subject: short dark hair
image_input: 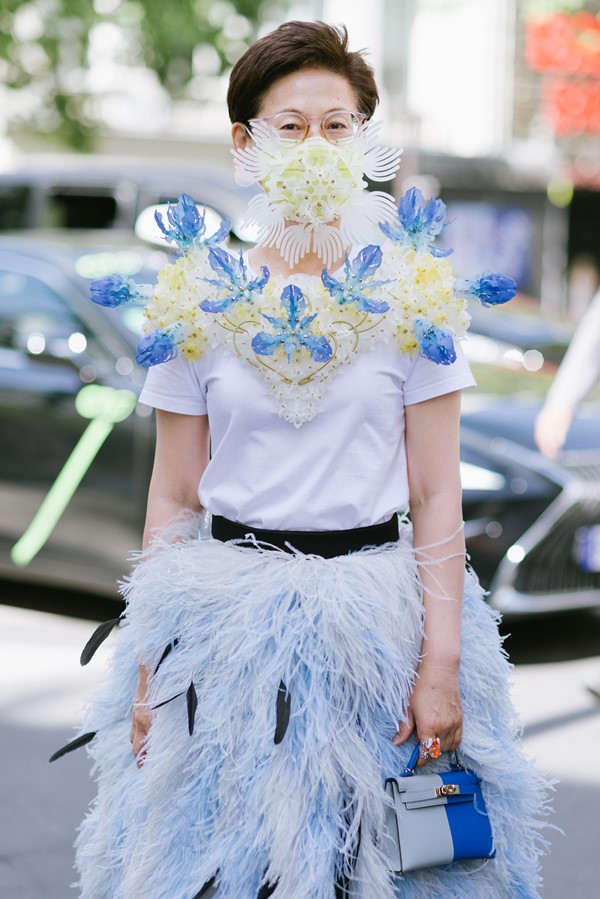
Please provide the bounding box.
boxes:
[227,21,379,124]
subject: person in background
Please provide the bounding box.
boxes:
[535,286,600,459]
[535,285,600,701]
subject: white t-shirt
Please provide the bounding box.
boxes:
[139,339,475,531]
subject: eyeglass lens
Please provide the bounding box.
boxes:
[266,111,361,143]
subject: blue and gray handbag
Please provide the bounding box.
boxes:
[382,744,496,873]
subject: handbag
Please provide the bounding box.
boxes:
[381,743,496,873]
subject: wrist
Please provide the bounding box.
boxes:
[136,663,149,695]
[419,650,461,672]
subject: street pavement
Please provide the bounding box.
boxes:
[1,600,599,898]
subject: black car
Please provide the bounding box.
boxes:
[0,158,257,241]
[1,232,599,614]
[461,401,600,614]
[0,233,157,594]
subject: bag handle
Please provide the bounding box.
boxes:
[401,743,462,777]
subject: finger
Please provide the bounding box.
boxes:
[447,722,463,753]
[443,707,463,751]
[132,727,148,766]
[416,750,429,768]
[415,733,443,767]
[430,727,461,758]
[134,741,147,769]
[391,709,415,746]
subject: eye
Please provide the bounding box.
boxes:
[269,113,307,140]
[323,111,358,140]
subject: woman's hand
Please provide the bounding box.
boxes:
[534,405,573,459]
[392,663,463,766]
[130,665,152,768]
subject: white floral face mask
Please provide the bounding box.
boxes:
[232,121,403,268]
[260,137,362,224]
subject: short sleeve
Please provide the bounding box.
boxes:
[138,353,207,415]
[403,341,476,406]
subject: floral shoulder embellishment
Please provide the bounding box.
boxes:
[90,188,516,427]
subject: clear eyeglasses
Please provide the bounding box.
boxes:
[248,109,367,144]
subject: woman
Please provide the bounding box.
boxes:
[67,21,552,899]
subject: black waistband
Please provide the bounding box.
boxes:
[211,514,399,559]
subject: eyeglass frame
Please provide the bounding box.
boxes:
[246,109,369,144]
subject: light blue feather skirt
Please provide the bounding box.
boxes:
[74,516,554,899]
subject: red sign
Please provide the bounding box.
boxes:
[544,77,600,135]
[526,12,600,77]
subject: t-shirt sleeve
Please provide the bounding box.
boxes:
[138,353,207,415]
[403,341,476,406]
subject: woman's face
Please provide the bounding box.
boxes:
[231,68,360,150]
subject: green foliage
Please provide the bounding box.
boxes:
[0,0,290,150]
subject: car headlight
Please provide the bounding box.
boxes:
[460,462,506,492]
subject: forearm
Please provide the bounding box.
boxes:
[544,293,600,413]
[135,661,150,697]
[138,492,202,684]
[142,410,209,551]
[410,490,465,669]
[136,411,208,688]
[544,343,600,412]
[142,493,202,550]
[401,393,465,751]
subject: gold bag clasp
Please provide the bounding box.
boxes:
[435,784,459,798]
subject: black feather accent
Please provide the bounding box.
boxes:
[80,617,122,666]
[154,637,180,675]
[151,690,185,711]
[49,731,97,762]
[192,875,217,898]
[186,681,198,736]
[274,680,291,745]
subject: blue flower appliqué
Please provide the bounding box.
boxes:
[155,193,231,252]
[90,275,151,308]
[380,187,453,258]
[321,245,391,314]
[136,326,181,367]
[413,318,456,365]
[455,270,517,307]
[200,248,270,314]
[252,285,333,364]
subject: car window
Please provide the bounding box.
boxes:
[0,269,108,376]
[0,184,30,229]
[42,189,119,229]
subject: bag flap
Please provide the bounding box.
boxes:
[386,769,481,804]
[402,793,473,810]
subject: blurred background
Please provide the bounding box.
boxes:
[0,1,599,897]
